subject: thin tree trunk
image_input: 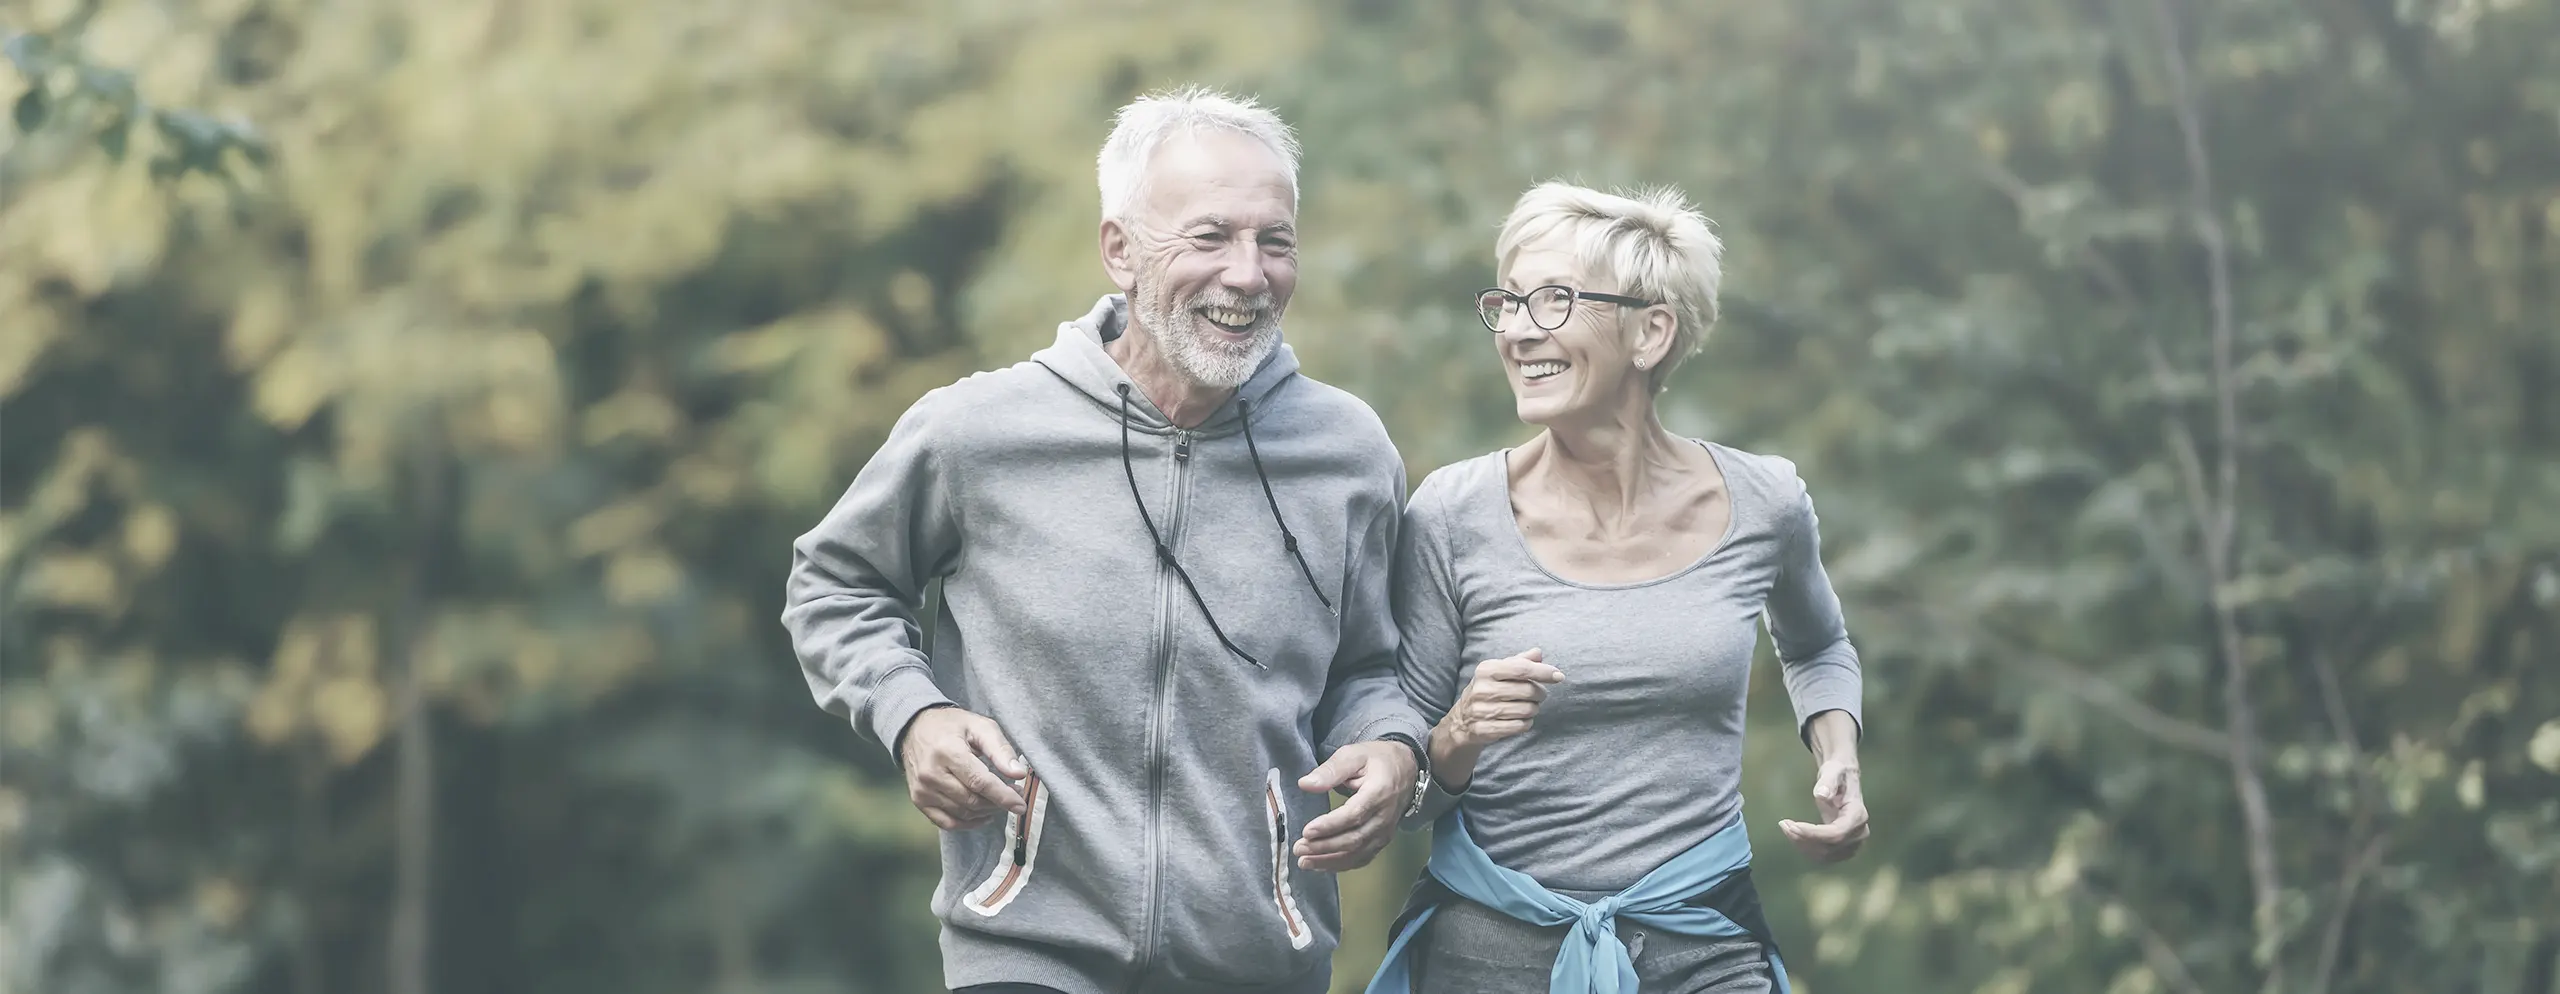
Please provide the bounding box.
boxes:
[2146,0,2284,988]
[709,864,759,994]
[387,658,435,994]
[293,753,327,994]
[2522,930,2557,994]
[387,440,448,994]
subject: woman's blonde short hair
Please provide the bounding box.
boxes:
[1494,182,1724,392]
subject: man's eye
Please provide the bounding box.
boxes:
[1187,231,1226,243]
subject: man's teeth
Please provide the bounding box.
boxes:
[1521,361,1568,379]
[1200,306,1256,328]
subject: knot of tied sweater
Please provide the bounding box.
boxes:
[1555,895,1644,994]
[1574,898,1621,939]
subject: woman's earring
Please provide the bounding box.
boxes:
[1635,358,1650,370]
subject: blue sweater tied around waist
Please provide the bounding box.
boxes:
[1366,809,1789,994]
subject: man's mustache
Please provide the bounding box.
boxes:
[1183,289,1277,317]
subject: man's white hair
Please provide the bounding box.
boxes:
[1495,181,1725,392]
[1097,85,1301,221]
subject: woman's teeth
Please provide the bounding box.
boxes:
[1200,306,1255,329]
[1521,361,1568,380]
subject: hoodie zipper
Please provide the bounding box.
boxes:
[1135,426,1195,988]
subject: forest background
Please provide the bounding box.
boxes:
[4,0,2556,992]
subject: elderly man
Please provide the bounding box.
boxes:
[783,86,1430,994]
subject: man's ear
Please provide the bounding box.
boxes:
[1100,217,1139,293]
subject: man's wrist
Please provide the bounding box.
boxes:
[893,702,958,771]
[1376,732,1431,819]
[1376,731,1424,765]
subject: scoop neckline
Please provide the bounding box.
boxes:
[1493,438,1742,591]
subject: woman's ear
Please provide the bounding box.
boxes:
[1635,304,1678,370]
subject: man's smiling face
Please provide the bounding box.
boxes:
[1114,129,1300,389]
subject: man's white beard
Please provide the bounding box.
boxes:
[1131,273,1281,390]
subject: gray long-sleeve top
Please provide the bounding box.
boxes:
[1395,442,1863,893]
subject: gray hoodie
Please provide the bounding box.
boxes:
[784,295,1427,994]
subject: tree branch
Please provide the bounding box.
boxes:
[2305,648,2387,994]
[2079,882,2210,994]
[2309,829,2387,994]
[1973,157,2143,307]
[2146,1,2284,988]
[2030,652,2234,758]
[1890,609,2235,759]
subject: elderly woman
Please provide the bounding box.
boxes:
[1363,183,1868,994]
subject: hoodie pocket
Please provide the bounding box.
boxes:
[961,772,1048,917]
[1262,768,1314,950]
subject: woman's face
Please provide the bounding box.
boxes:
[1491,238,1656,428]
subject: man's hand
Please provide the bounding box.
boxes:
[898,706,1030,831]
[1292,739,1418,872]
[1778,757,1869,863]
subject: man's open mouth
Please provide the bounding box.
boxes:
[1199,306,1257,332]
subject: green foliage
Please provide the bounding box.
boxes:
[5,27,265,181]
[1272,1,2560,991]
[3,0,2554,993]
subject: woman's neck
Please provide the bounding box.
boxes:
[1517,400,1690,522]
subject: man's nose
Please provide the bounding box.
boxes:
[1219,240,1269,295]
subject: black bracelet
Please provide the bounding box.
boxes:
[1377,732,1431,819]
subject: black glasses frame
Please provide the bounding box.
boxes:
[1475,285,1661,333]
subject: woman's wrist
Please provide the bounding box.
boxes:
[1807,709,1861,766]
[1427,721,1481,792]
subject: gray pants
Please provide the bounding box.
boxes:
[1411,896,1777,994]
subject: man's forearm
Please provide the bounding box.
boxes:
[1313,661,1427,755]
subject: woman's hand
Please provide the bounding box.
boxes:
[1427,648,1564,792]
[1779,709,1869,863]
[1445,648,1563,748]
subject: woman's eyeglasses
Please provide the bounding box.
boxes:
[1476,285,1659,333]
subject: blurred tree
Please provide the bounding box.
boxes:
[1272,0,2560,991]
[0,1,1321,991]
[4,0,2554,992]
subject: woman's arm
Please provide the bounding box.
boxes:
[1391,482,1507,826]
[1765,477,1864,746]
[1767,477,1870,862]
[1391,484,1471,826]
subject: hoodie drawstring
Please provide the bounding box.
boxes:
[1237,398,1334,613]
[1119,384,1263,668]
[1114,385,1337,668]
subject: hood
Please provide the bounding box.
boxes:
[1032,294,1301,433]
